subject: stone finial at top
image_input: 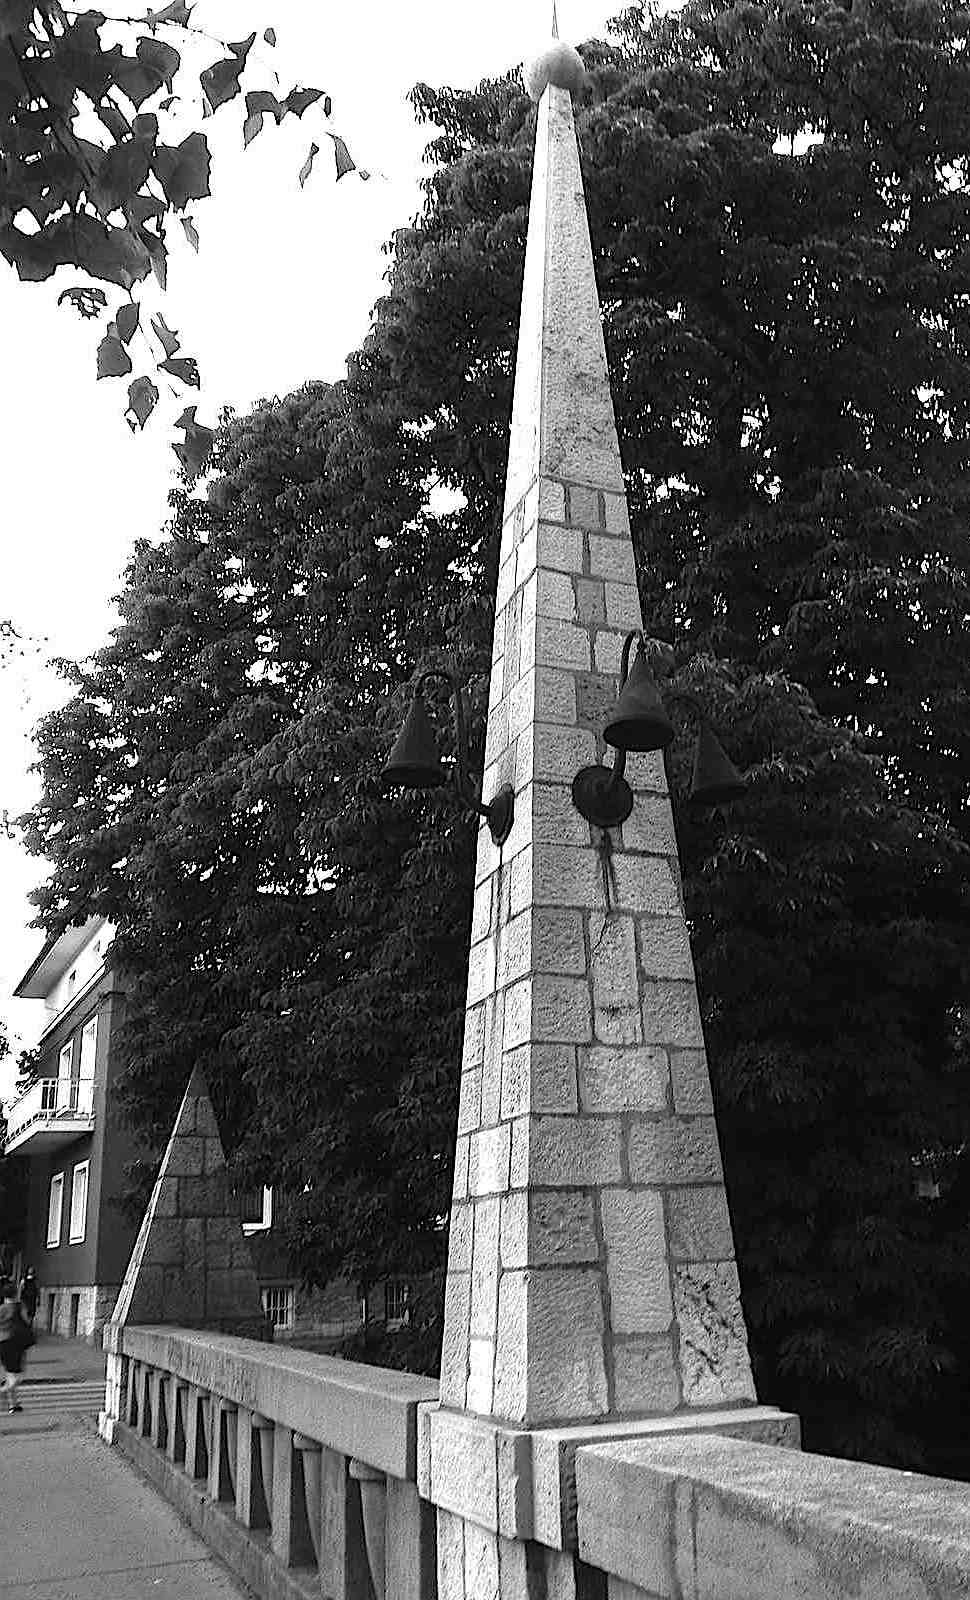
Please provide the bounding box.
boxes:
[524,35,585,102]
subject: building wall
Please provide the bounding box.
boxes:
[18,975,139,1340]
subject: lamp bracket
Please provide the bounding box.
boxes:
[571,765,634,829]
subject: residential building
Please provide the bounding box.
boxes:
[4,917,139,1340]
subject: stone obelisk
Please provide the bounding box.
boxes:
[421,33,798,1600]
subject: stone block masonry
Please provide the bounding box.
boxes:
[107,1066,268,1340]
[439,74,756,1437]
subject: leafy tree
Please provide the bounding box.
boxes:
[0,3,363,467]
[21,0,970,1472]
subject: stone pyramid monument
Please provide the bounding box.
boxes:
[108,1065,267,1339]
[421,26,798,1599]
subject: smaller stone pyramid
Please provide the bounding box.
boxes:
[109,1066,269,1339]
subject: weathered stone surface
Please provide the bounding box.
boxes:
[667,1186,735,1262]
[500,1190,599,1268]
[668,1048,715,1115]
[613,1337,681,1415]
[525,1115,623,1188]
[602,1192,671,1335]
[589,914,638,1009]
[493,1269,609,1425]
[636,915,694,977]
[578,1046,668,1113]
[469,1125,512,1197]
[641,980,705,1047]
[502,1043,579,1119]
[627,1118,723,1185]
[470,1198,501,1338]
[674,1262,757,1407]
[578,1432,969,1600]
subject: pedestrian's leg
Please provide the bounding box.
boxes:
[7,1369,21,1411]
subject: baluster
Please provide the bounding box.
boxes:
[151,1369,167,1450]
[385,1477,437,1600]
[140,1366,153,1439]
[293,1434,323,1567]
[184,1386,208,1481]
[128,1361,140,1429]
[252,1413,275,1529]
[168,1379,187,1465]
[272,1424,311,1569]
[209,1398,238,1503]
[234,1407,261,1530]
[350,1460,387,1599]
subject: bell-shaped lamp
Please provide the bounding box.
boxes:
[603,650,675,752]
[689,721,746,806]
[381,692,448,789]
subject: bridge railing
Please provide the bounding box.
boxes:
[100,1323,439,1600]
[100,1325,970,1599]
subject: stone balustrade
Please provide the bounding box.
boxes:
[99,1323,439,1600]
[98,1323,970,1598]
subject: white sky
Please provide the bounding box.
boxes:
[0,1,623,1101]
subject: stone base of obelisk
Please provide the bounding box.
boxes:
[420,1403,800,1597]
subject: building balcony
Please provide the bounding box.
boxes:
[4,1078,95,1154]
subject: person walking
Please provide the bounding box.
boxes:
[0,1279,33,1414]
[19,1267,38,1325]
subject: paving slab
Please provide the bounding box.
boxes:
[0,1421,249,1598]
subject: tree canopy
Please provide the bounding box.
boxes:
[21,0,970,1471]
[0,2,364,467]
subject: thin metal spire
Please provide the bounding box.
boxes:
[552,0,559,39]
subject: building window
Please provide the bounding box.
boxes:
[80,1015,97,1079]
[57,1041,73,1109]
[384,1280,410,1328]
[261,1284,295,1330]
[47,1173,64,1248]
[240,1185,273,1234]
[69,1161,90,1244]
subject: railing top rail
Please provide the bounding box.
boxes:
[109,1324,439,1482]
[576,1432,970,1598]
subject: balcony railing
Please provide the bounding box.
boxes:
[4,1077,95,1153]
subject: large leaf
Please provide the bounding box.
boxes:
[126,375,159,429]
[200,54,245,112]
[159,355,200,387]
[144,1,193,25]
[97,333,133,379]
[57,286,109,319]
[136,35,180,91]
[75,215,153,288]
[114,54,165,108]
[173,411,215,477]
[94,136,153,212]
[150,313,180,357]
[284,87,323,119]
[329,134,357,181]
[152,132,211,210]
[298,143,319,188]
[116,302,140,343]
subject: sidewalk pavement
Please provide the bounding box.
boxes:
[16,1330,108,1383]
[0,1417,250,1599]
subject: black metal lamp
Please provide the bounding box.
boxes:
[571,630,746,826]
[382,667,515,846]
[688,719,747,807]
